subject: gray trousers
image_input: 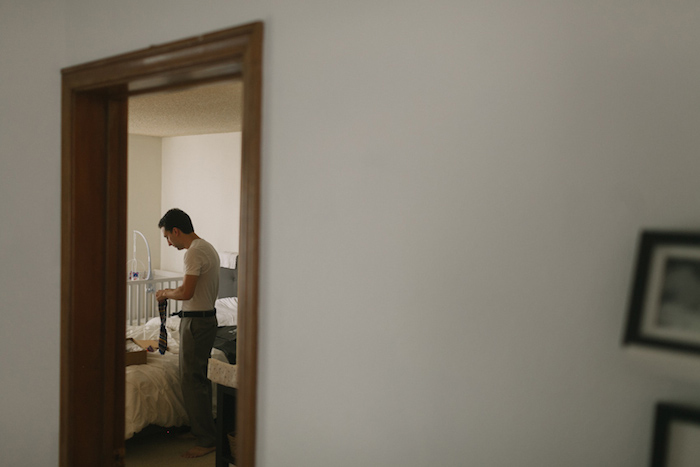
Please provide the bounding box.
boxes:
[179,315,218,447]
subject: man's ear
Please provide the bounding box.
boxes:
[171,227,181,236]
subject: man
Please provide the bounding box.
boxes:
[155,208,219,458]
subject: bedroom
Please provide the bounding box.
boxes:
[125,79,242,460]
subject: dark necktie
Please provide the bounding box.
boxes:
[158,300,168,354]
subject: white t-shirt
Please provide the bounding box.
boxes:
[183,238,220,311]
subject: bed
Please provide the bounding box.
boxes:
[124,253,238,439]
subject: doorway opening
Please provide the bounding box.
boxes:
[124,79,242,463]
[59,23,262,467]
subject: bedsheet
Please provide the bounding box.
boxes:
[125,351,188,439]
[124,303,235,439]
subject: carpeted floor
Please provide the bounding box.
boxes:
[125,426,231,467]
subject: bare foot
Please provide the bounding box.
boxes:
[181,445,216,458]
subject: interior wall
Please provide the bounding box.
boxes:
[160,132,241,272]
[127,134,162,273]
[5,0,700,465]
[0,1,64,465]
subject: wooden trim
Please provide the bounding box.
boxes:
[60,89,121,465]
[105,95,129,462]
[237,22,263,467]
[59,66,72,467]
[61,26,252,91]
[60,22,262,467]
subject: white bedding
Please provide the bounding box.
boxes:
[124,299,237,439]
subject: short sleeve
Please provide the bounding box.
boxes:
[184,248,204,276]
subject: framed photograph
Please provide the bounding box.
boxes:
[624,230,700,354]
[650,402,700,467]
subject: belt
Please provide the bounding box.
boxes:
[174,309,216,318]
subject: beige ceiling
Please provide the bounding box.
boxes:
[128,80,243,137]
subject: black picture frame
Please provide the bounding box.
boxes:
[624,230,700,355]
[650,402,700,467]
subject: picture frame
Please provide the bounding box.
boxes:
[624,230,700,355]
[650,402,700,467]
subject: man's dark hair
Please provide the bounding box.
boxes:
[158,208,194,234]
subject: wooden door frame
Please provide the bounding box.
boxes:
[60,22,262,467]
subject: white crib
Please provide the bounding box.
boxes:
[126,274,184,326]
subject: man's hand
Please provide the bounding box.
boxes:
[156,289,170,302]
[155,276,197,302]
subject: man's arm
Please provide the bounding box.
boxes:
[156,274,198,302]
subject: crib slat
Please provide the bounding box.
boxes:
[126,276,183,326]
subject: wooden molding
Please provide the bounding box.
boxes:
[60,22,262,467]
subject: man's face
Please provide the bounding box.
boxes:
[162,227,184,250]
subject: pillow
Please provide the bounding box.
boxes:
[218,266,238,298]
[219,251,238,269]
[216,297,238,326]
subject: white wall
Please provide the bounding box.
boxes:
[5,0,700,465]
[0,1,64,465]
[127,134,162,273]
[160,132,241,272]
[126,132,240,275]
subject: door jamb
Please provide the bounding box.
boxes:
[60,22,262,467]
